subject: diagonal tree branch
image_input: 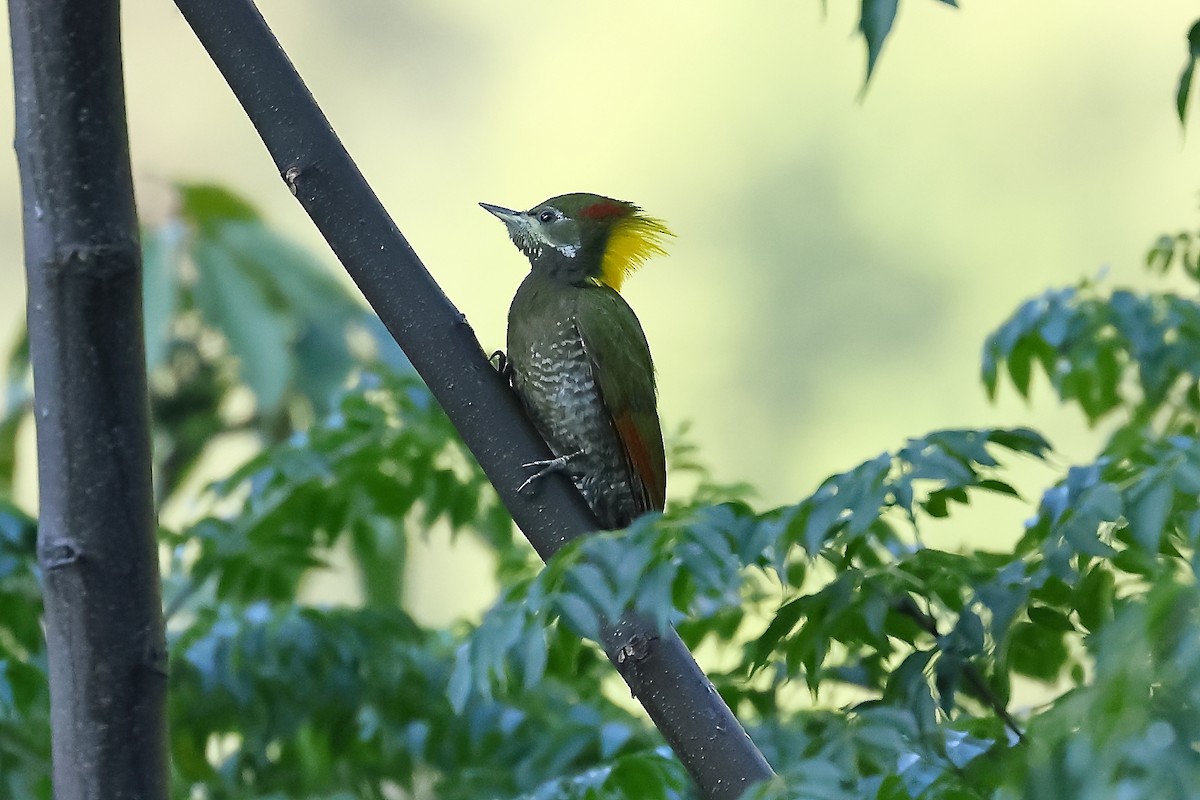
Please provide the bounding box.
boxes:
[8,0,168,798]
[170,0,775,796]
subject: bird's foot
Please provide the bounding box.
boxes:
[489,349,513,382]
[518,450,584,494]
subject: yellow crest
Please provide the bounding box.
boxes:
[598,211,673,292]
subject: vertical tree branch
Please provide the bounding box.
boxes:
[8,1,168,798]
[171,0,775,796]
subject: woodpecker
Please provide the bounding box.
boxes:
[481,193,668,529]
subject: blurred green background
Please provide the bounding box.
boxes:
[2,2,1199,611]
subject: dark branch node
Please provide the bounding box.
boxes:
[615,632,656,665]
[142,644,169,678]
[39,539,83,570]
[283,165,302,195]
[46,241,139,279]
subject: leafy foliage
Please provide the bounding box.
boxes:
[170,368,518,610]
[0,182,404,507]
[5,185,1200,800]
[451,211,1200,797]
[451,428,1047,710]
[0,500,46,800]
[1005,581,1200,797]
[982,277,1200,430]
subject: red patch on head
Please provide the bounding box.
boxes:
[580,201,626,220]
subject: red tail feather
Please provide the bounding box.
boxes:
[613,411,666,513]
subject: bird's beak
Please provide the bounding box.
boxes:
[481,202,539,257]
[479,202,524,223]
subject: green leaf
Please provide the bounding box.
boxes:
[520,625,548,691]
[1147,234,1177,272]
[1177,20,1200,125]
[292,320,355,411]
[934,652,962,714]
[556,594,600,641]
[1007,621,1067,683]
[172,728,215,782]
[0,660,13,710]
[884,650,938,733]
[0,658,44,716]
[1007,338,1034,397]
[177,182,261,231]
[1126,474,1173,552]
[0,328,31,493]
[860,0,899,84]
[204,221,361,410]
[1172,461,1200,495]
[598,721,633,760]
[569,562,621,625]
[1111,546,1157,577]
[636,561,676,635]
[1081,482,1122,520]
[752,597,806,669]
[1075,567,1114,632]
[977,478,1019,498]
[988,427,1052,458]
[192,238,294,411]
[141,220,183,371]
[3,327,29,391]
[447,646,473,713]
[214,222,356,318]
[982,337,1000,398]
[802,491,844,553]
[1027,604,1076,633]
[952,609,985,655]
[0,412,21,494]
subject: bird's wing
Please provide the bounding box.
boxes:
[574,286,667,514]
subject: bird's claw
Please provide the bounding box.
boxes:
[517,450,583,494]
[489,349,512,382]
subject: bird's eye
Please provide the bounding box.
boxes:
[537,209,556,223]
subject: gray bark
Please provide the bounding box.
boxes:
[9,0,168,797]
